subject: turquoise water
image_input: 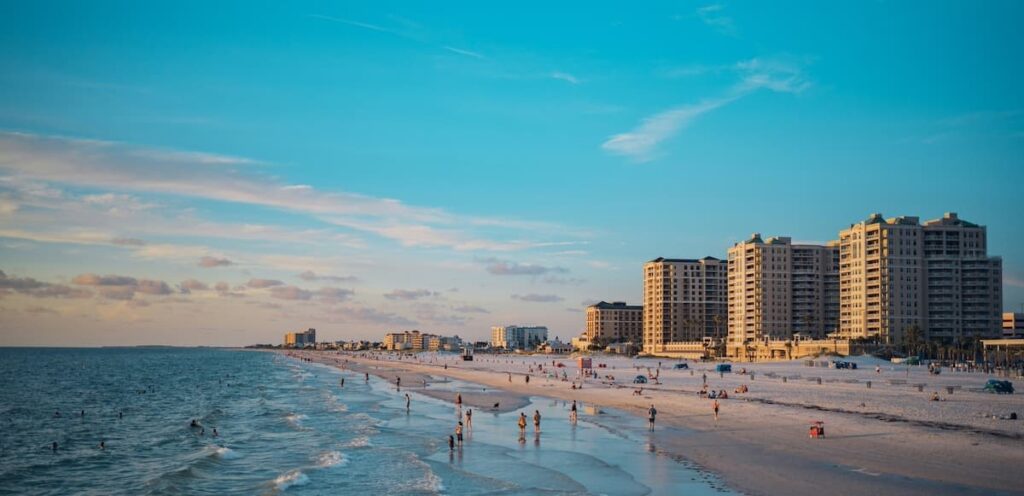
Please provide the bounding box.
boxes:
[0,348,732,495]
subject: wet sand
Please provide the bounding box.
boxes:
[289,350,1024,496]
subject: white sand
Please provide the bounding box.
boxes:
[305,351,1024,495]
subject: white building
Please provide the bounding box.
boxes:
[491,325,548,350]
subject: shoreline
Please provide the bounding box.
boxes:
[285,350,1024,496]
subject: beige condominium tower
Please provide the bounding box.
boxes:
[642,257,727,354]
[727,234,839,350]
[585,301,643,345]
[838,212,1001,345]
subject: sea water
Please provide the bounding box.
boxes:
[0,348,733,495]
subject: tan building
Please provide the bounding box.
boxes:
[643,257,727,355]
[838,212,1002,345]
[1004,312,1024,338]
[284,328,316,348]
[383,330,433,350]
[585,301,642,344]
[727,235,838,351]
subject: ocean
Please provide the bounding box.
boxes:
[0,348,733,495]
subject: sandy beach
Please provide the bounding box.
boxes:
[290,350,1024,496]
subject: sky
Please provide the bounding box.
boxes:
[1,1,1022,346]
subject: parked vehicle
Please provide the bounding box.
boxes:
[633,375,648,384]
[984,379,1014,394]
[715,364,732,373]
[673,363,689,370]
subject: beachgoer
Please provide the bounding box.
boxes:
[212,428,219,437]
[118,411,123,419]
[80,410,85,417]
[456,422,464,445]
[713,400,720,421]
[570,400,578,423]
[54,411,60,418]
[533,410,541,432]
[396,376,401,389]
[365,373,369,382]
[456,393,462,406]
[448,435,455,450]
[931,391,940,401]
[190,419,198,428]
[340,378,345,387]
[702,373,707,384]
[406,393,411,411]
[200,428,205,436]
[465,409,472,429]
[52,442,58,452]
[648,405,657,431]
[99,440,105,450]
[518,413,527,436]
[876,366,881,374]
[508,373,512,383]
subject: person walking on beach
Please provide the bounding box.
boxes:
[712,399,720,421]
[570,400,578,424]
[533,410,541,433]
[456,393,462,407]
[455,422,464,445]
[647,405,657,431]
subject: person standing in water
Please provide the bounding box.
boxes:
[647,404,657,431]
[455,393,462,407]
[455,422,464,446]
[448,435,455,451]
[570,400,578,424]
[465,409,473,430]
[405,393,411,412]
[340,377,345,387]
[533,410,541,433]
[517,413,528,440]
[396,376,401,390]
[365,372,369,382]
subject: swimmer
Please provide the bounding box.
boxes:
[365,373,369,382]
[119,411,123,419]
[448,435,455,451]
[212,428,219,437]
[54,411,61,418]
[190,419,199,428]
[52,442,58,452]
[200,428,205,436]
[99,440,105,450]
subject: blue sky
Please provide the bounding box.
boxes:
[1,1,1022,345]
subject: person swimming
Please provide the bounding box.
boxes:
[52,441,58,452]
[53,411,60,418]
[190,419,199,428]
[212,428,219,437]
[99,440,105,450]
[118,411,123,419]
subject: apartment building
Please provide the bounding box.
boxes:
[490,325,548,350]
[383,330,431,350]
[585,301,643,344]
[726,235,838,348]
[1004,312,1024,338]
[643,257,727,354]
[284,328,316,348]
[922,213,1002,341]
[838,213,1002,344]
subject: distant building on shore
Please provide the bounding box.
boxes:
[382,330,462,351]
[726,234,839,353]
[586,301,642,345]
[284,328,316,348]
[642,257,727,356]
[491,325,548,351]
[1003,312,1024,338]
[838,212,1002,345]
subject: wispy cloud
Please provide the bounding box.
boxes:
[383,288,439,300]
[478,257,568,276]
[511,293,564,303]
[198,256,233,268]
[297,270,358,283]
[0,132,574,252]
[602,98,736,162]
[603,56,811,162]
[308,14,407,37]
[696,4,737,36]
[443,46,486,59]
[551,71,580,84]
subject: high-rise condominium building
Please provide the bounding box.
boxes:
[643,257,727,354]
[490,325,548,350]
[839,212,1001,344]
[585,301,643,344]
[284,328,316,348]
[726,235,838,348]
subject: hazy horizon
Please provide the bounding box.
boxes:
[1,1,1022,346]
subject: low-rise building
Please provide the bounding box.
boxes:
[491,325,548,351]
[586,301,643,345]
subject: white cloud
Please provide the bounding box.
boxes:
[601,98,736,162]
[551,72,580,84]
[696,4,737,36]
[443,46,486,59]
